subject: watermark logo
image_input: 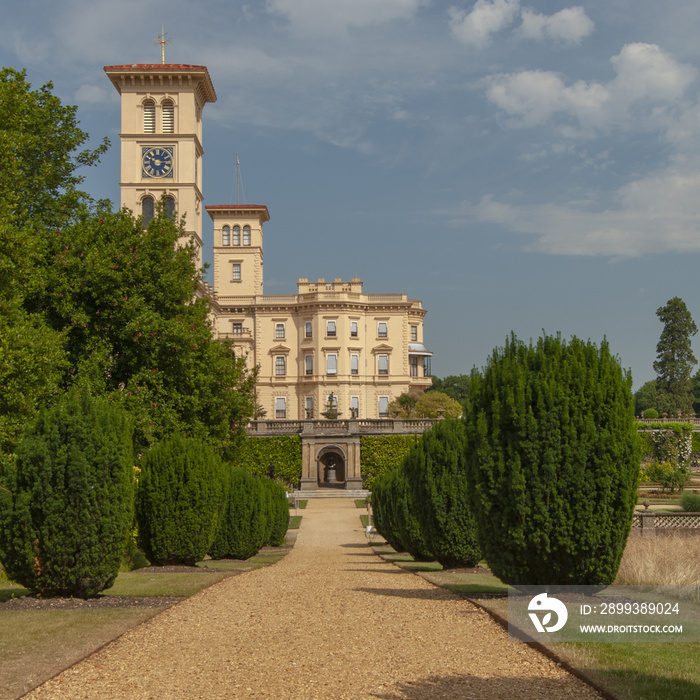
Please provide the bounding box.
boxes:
[528,593,568,633]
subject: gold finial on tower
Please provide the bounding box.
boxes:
[155,27,171,64]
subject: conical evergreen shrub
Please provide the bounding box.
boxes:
[136,435,227,566]
[261,478,289,547]
[0,392,134,598]
[209,468,268,560]
[391,466,432,561]
[464,333,641,586]
[404,418,481,568]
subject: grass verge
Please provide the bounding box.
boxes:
[369,536,700,700]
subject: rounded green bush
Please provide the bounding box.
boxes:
[681,491,700,513]
[403,418,481,568]
[465,333,640,586]
[136,435,227,566]
[210,469,268,560]
[643,408,659,419]
[0,393,134,598]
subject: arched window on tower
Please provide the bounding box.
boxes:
[243,225,251,246]
[164,196,176,220]
[162,100,174,133]
[222,225,231,246]
[142,196,155,227]
[143,100,155,133]
[232,225,241,246]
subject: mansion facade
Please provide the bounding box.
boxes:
[104,62,432,422]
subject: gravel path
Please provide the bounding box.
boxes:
[26,499,603,699]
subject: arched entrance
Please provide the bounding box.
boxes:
[316,445,346,487]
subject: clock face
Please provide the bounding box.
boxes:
[142,147,174,178]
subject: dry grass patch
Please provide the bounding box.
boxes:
[616,534,700,587]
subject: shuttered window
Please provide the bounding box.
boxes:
[162,100,174,133]
[143,100,155,133]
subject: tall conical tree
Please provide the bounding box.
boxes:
[654,297,697,415]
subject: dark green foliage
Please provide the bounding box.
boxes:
[360,434,420,490]
[427,375,471,402]
[0,393,133,597]
[403,418,481,568]
[210,469,268,560]
[642,408,659,419]
[464,333,641,586]
[693,432,700,455]
[390,467,432,561]
[234,436,302,487]
[261,479,290,547]
[681,491,700,513]
[136,435,227,566]
[370,470,405,552]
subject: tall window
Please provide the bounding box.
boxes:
[378,322,388,338]
[305,396,314,418]
[143,100,155,133]
[305,321,313,338]
[378,355,389,375]
[222,225,231,246]
[411,325,418,342]
[162,100,174,133]
[350,321,358,338]
[326,320,336,337]
[243,225,251,245]
[232,264,241,281]
[275,356,286,376]
[410,356,418,377]
[276,397,286,419]
[164,196,175,220]
[378,396,389,418]
[142,196,155,227]
[327,354,337,375]
[232,226,241,246]
[275,323,285,339]
[351,396,359,415]
[305,354,313,375]
[232,322,242,335]
[351,354,359,375]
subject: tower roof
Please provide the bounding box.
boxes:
[104,64,217,103]
[206,205,270,222]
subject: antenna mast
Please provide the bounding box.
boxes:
[236,152,240,205]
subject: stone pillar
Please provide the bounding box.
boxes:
[640,512,656,538]
[299,439,318,491]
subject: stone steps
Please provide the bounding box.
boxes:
[291,489,369,499]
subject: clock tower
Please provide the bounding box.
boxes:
[104,64,217,268]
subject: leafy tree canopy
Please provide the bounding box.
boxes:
[24,204,256,457]
[427,374,470,402]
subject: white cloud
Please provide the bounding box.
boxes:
[484,43,695,131]
[519,6,593,45]
[266,0,426,36]
[456,159,700,257]
[448,0,520,48]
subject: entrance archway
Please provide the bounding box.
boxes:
[316,445,346,487]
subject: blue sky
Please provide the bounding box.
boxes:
[3,0,700,389]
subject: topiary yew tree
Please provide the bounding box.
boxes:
[209,469,268,560]
[0,392,134,598]
[464,333,640,586]
[136,435,227,566]
[404,418,481,568]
